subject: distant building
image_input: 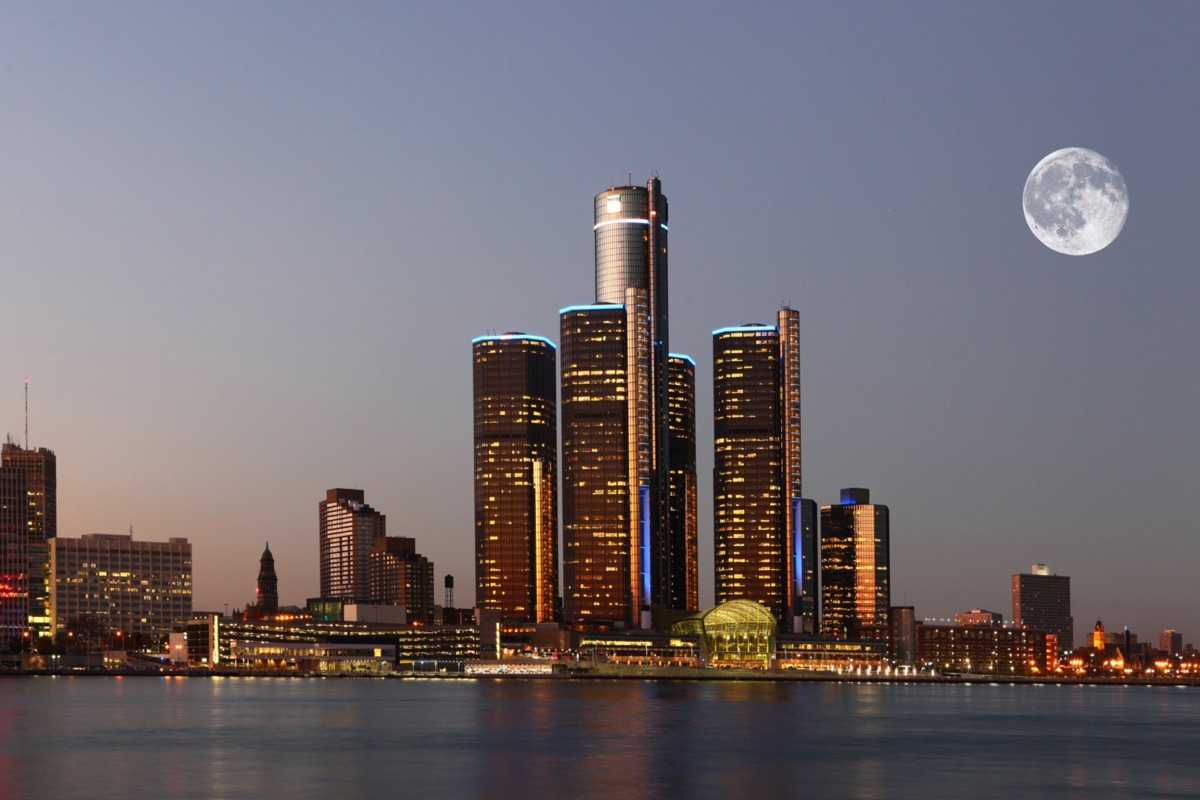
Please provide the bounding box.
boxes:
[1160,629,1183,657]
[49,533,192,640]
[0,441,56,638]
[368,536,435,623]
[711,309,803,628]
[256,543,279,613]
[1012,564,1073,652]
[319,489,386,603]
[472,333,558,623]
[1092,620,1106,650]
[820,488,890,637]
[956,609,1004,627]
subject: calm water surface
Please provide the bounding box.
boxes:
[1,676,1197,799]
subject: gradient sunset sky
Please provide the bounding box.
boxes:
[4,3,1198,641]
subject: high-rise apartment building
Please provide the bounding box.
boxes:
[712,309,803,627]
[0,441,56,638]
[667,354,698,612]
[820,488,890,637]
[472,333,558,623]
[319,488,385,603]
[49,533,192,640]
[1012,564,1073,652]
[368,536,435,624]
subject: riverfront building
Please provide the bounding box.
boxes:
[559,178,679,628]
[0,442,56,638]
[1012,564,1073,652]
[49,533,192,640]
[917,624,1051,675]
[594,180,674,616]
[560,304,639,626]
[711,309,804,628]
[319,489,386,603]
[472,333,558,623]
[820,488,890,637]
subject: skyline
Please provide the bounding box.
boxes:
[4,4,1199,638]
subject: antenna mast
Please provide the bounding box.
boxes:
[24,378,28,450]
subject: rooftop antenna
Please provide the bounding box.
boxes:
[628,170,632,186]
[24,378,28,450]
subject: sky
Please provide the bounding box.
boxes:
[3,2,1198,643]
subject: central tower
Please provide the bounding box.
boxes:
[594,178,671,612]
[562,177,679,628]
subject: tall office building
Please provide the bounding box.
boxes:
[560,176,681,627]
[319,488,386,603]
[368,536,435,623]
[49,533,192,640]
[256,543,279,613]
[820,488,890,637]
[560,304,639,625]
[667,354,698,612]
[472,334,558,623]
[712,308,803,627]
[0,441,56,638]
[1012,564,1073,652]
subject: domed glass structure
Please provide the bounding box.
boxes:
[672,600,777,668]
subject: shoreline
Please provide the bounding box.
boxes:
[4,666,1198,687]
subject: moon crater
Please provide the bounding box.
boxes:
[1022,147,1129,256]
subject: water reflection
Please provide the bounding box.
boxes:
[2,677,1199,799]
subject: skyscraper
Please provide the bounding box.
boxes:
[712,308,802,626]
[560,304,638,625]
[256,543,278,613]
[820,488,890,637]
[795,498,818,634]
[319,488,385,603]
[472,333,558,623]
[667,354,698,612]
[0,441,56,638]
[560,176,681,627]
[1012,564,1073,652]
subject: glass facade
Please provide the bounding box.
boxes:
[672,599,777,668]
[712,310,802,627]
[319,488,386,603]
[667,355,698,611]
[560,305,634,625]
[472,334,558,623]
[593,178,676,613]
[820,489,890,637]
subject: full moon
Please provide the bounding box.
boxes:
[1022,147,1129,255]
